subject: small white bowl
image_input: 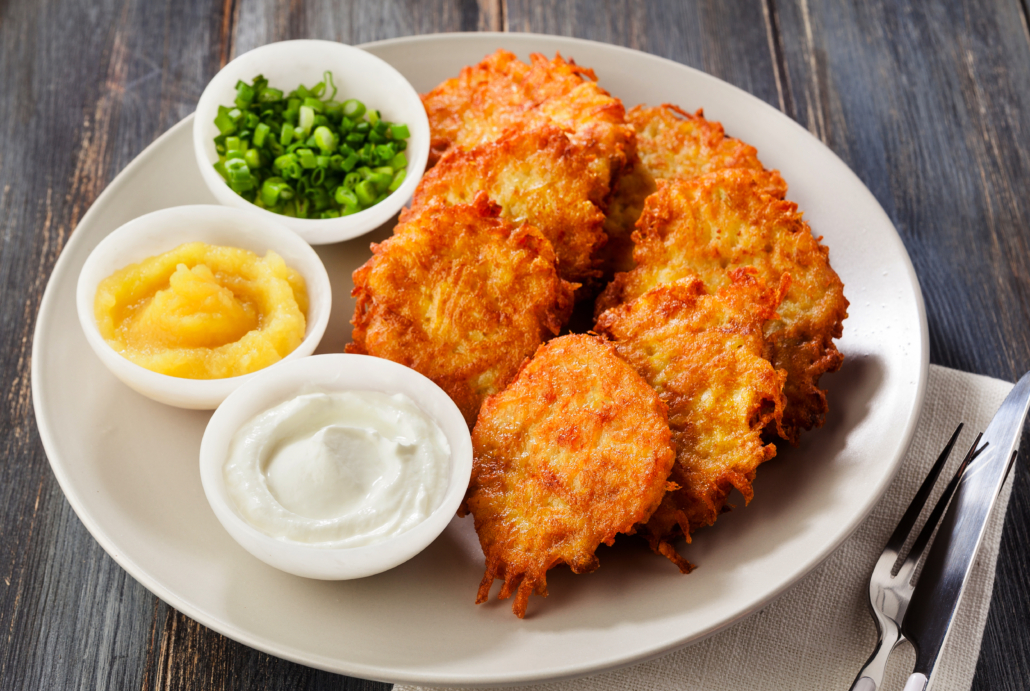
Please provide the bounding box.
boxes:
[76,205,331,410]
[198,353,473,580]
[193,40,430,245]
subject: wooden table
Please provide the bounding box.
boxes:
[3,1,1029,688]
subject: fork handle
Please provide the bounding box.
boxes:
[849,622,903,691]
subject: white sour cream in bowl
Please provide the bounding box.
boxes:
[200,354,472,580]
[225,391,450,547]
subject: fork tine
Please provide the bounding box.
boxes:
[895,432,985,583]
[883,424,964,555]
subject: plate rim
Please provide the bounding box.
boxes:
[31,32,930,686]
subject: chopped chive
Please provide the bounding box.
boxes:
[297,148,317,169]
[279,123,294,146]
[244,149,261,168]
[214,108,236,135]
[388,168,406,192]
[340,152,359,172]
[253,122,270,147]
[389,152,408,170]
[298,105,315,134]
[341,99,366,119]
[258,86,283,102]
[213,73,411,216]
[313,126,336,153]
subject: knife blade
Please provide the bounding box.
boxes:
[900,371,1030,690]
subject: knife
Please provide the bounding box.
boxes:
[899,371,1030,691]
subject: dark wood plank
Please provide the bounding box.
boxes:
[505,0,783,110]
[767,1,1030,688]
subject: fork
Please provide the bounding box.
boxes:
[849,424,984,691]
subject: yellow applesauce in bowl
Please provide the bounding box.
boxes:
[94,242,308,379]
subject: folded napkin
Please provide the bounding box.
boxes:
[396,365,1014,691]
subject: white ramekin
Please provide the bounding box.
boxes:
[193,39,430,245]
[198,353,473,580]
[76,204,331,409]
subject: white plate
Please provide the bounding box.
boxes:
[32,33,927,687]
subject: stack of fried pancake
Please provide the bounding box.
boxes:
[348,50,849,618]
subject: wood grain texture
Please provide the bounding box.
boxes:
[4,0,1030,689]
[506,0,783,110]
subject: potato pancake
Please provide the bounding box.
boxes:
[595,271,788,572]
[467,334,675,618]
[597,170,848,443]
[403,125,609,286]
[348,194,576,427]
[421,49,634,188]
[602,105,786,274]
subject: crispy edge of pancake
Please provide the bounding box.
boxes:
[600,104,786,276]
[596,170,847,443]
[401,125,609,287]
[595,269,788,573]
[347,193,576,427]
[467,333,676,617]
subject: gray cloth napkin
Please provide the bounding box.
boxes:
[396,365,1014,691]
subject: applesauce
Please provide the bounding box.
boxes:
[94,242,308,379]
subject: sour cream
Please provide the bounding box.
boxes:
[223,390,450,547]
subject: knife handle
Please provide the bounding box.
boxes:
[903,673,928,691]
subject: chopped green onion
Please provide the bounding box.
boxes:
[297,148,317,169]
[388,168,406,192]
[313,126,336,153]
[261,177,285,206]
[258,86,283,102]
[340,152,359,172]
[214,107,236,135]
[212,73,410,216]
[342,99,366,119]
[369,169,393,193]
[253,122,270,147]
[235,81,255,108]
[389,152,408,170]
[323,71,338,100]
[298,105,315,134]
[244,149,261,168]
[355,180,377,206]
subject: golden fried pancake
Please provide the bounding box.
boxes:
[595,271,788,572]
[348,194,576,427]
[597,170,847,443]
[421,49,634,187]
[602,105,786,274]
[467,333,675,617]
[403,125,609,286]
